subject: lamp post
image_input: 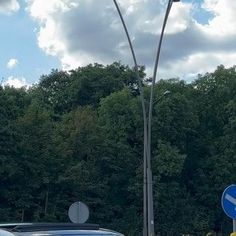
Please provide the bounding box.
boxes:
[113,0,179,235]
[147,1,179,236]
[112,3,149,235]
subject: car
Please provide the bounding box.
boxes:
[0,223,124,236]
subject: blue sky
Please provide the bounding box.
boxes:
[191,0,213,24]
[1,0,235,87]
[0,0,60,86]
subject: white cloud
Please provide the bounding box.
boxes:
[200,0,236,36]
[158,52,236,81]
[7,58,18,69]
[3,76,29,88]
[27,0,236,81]
[0,0,20,14]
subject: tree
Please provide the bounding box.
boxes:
[98,88,142,233]
[0,86,29,221]
[12,100,55,221]
[33,63,142,114]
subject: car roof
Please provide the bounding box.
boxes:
[0,229,16,236]
[0,223,99,231]
[0,224,123,236]
[14,229,121,235]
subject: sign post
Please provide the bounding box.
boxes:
[221,185,236,235]
[234,219,236,232]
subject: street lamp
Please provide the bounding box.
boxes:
[153,90,171,106]
[112,3,149,235]
[113,0,179,235]
[147,1,179,236]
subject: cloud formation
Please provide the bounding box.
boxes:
[7,58,18,69]
[27,0,236,80]
[3,76,28,88]
[0,0,20,14]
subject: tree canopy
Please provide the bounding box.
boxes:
[0,63,235,236]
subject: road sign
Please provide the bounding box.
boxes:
[68,201,89,223]
[222,185,236,219]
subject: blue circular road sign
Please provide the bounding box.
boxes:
[222,185,236,219]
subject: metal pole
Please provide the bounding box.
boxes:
[112,1,149,235]
[113,1,179,235]
[143,143,148,236]
[233,219,236,232]
[147,1,174,236]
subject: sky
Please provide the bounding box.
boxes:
[1,0,236,87]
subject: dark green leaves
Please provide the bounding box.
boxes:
[0,64,236,235]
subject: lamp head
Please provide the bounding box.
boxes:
[163,90,171,96]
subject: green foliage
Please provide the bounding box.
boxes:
[32,63,141,114]
[0,64,235,235]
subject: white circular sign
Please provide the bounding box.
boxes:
[68,201,89,223]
